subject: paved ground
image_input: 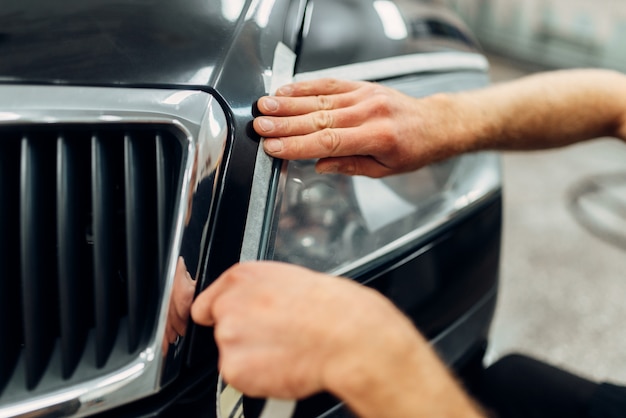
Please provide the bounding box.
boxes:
[485,54,626,384]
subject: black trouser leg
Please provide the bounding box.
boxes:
[469,354,601,418]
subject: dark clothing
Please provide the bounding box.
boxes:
[469,354,626,418]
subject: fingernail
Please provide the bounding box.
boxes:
[276,85,293,96]
[264,138,283,153]
[257,117,274,132]
[262,97,279,112]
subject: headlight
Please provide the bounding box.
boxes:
[270,152,501,275]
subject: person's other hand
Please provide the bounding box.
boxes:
[190,261,420,401]
[253,79,468,178]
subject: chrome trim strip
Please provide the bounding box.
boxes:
[294,51,489,82]
[0,85,228,418]
[241,42,296,263]
[237,42,298,418]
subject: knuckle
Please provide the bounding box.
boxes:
[221,270,240,288]
[312,110,334,130]
[326,78,339,89]
[316,94,333,110]
[318,78,339,94]
[369,93,394,117]
[214,316,238,344]
[317,129,341,154]
[222,267,243,287]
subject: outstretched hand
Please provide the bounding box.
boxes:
[253,78,468,178]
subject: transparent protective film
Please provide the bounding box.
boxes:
[218,41,297,418]
[270,152,501,274]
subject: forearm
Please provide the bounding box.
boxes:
[324,308,484,418]
[450,69,626,152]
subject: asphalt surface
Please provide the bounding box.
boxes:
[485,54,626,384]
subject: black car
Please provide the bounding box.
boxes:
[0,0,502,416]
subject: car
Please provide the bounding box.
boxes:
[0,0,502,417]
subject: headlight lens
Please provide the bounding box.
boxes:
[270,152,501,274]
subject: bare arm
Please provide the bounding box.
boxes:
[253,69,626,177]
[191,262,483,418]
[465,69,626,150]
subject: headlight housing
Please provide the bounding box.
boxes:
[270,152,501,275]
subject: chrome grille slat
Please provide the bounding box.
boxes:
[91,134,121,368]
[155,134,168,279]
[20,135,60,390]
[56,135,91,379]
[123,133,156,354]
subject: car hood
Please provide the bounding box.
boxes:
[0,0,249,86]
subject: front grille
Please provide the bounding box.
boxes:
[0,124,182,399]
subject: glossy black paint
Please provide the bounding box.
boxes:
[0,0,309,87]
[0,0,479,87]
[0,0,236,85]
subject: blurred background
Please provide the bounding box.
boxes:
[447,0,626,71]
[444,0,626,384]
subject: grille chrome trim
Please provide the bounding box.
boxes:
[0,85,228,417]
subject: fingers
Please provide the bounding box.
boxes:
[276,78,365,97]
[190,266,240,327]
[257,94,354,117]
[261,120,395,160]
[191,262,261,327]
[256,79,368,118]
[255,105,371,139]
[260,128,347,161]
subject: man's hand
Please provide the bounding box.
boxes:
[191,261,413,400]
[254,71,626,178]
[191,261,484,418]
[253,78,469,178]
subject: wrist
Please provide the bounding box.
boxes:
[414,92,491,165]
[322,316,423,416]
[446,90,501,154]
